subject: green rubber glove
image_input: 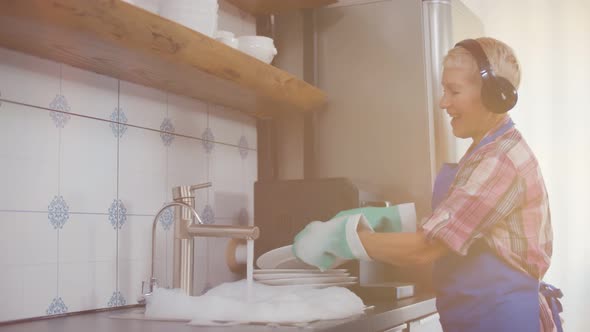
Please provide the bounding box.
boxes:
[292,213,374,271]
[334,204,415,233]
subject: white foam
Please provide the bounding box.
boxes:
[144,280,366,325]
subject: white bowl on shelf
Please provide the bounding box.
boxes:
[237,36,278,64]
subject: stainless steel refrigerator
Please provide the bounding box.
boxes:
[310,0,484,220]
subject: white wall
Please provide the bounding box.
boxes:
[0,0,258,322]
[461,0,590,330]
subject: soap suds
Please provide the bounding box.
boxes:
[144,279,365,325]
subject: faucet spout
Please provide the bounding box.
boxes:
[187,224,259,239]
[150,201,202,279]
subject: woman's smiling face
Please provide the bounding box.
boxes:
[439,65,500,144]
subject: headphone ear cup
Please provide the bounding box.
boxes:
[482,76,518,114]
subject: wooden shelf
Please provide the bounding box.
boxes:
[0,0,327,117]
[226,0,338,16]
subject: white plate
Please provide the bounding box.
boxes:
[256,245,311,269]
[254,272,350,281]
[256,245,347,270]
[258,276,358,286]
[253,269,348,274]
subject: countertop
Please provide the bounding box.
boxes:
[0,294,436,332]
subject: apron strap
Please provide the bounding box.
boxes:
[539,282,564,332]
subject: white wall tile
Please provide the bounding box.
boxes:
[60,65,118,120]
[118,259,150,305]
[0,212,57,266]
[209,104,256,146]
[0,265,25,321]
[0,103,59,212]
[118,126,167,215]
[210,144,249,220]
[59,214,116,263]
[22,264,59,318]
[119,81,166,130]
[153,226,173,288]
[166,136,208,201]
[60,116,117,213]
[166,94,208,138]
[59,261,116,312]
[118,215,152,262]
[0,263,58,321]
[0,47,60,108]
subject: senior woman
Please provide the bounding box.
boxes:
[293,37,562,332]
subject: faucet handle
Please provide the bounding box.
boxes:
[172,182,212,201]
[189,182,212,192]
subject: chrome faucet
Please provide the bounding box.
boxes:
[139,182,259,303]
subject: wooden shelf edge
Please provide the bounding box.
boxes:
[0,0,327,118]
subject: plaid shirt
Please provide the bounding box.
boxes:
[421,118,555,331]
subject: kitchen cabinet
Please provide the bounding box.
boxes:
[0,0,327,118]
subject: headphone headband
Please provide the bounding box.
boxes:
[455,39,493,80]
[453,38,518,113]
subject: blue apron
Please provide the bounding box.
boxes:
[431,118,563,332]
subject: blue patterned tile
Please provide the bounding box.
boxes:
[108,199,127,230]
[109,107,128,138]
[46,297,68,315]
[238,135,249,159]
[238,208,249,226]
[159,205,174,230]
[107,291,126,307]
[201,127,215,153]
[49,94,71,128]
[160,117,175,146]
[48,195,69,229]
[201,204,215,225]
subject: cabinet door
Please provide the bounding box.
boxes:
[408,313,442,332]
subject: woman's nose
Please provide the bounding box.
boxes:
[439,93,450,109]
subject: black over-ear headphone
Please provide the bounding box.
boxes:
[455,39,518,114]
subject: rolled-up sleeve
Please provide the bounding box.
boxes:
[421,151,522,255]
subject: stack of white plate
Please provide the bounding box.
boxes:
[255,245,357,288]
[254,269,357,288]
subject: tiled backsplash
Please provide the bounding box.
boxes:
[0,1,258,321]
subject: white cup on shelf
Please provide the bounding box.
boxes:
[237,36,278,64]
